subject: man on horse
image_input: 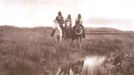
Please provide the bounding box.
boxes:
[64,14,72,39]
[73,14,85,38]
[65,14,72,28]
[51,11,65,37]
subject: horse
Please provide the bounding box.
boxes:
[64,21,72,39]
[56,56,106,75]
[71,24,84,47]
[52,20,63,42]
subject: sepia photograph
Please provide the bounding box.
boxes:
[0,0,134,75]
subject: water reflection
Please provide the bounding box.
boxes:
[81,56,106,75]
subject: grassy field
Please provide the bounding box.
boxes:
[0,25,134,75]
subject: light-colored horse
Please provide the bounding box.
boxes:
[64,21,72,39]
[53,20,63,42]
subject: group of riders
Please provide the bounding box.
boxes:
[51,11,85,39]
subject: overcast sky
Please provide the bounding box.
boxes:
[0,0,134,30]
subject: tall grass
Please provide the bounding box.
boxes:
[0,26,134,75]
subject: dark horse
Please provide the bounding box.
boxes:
[71,23,84,47]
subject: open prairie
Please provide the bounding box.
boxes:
[0,26,134,75]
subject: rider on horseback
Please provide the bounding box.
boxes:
[73,14,85,38]
[64,14,72,39]
[65,14,72,28]
[51,11,64,37]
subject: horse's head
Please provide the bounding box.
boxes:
[74,25,83,35]
[53,20,58,24]
[65,22,71,28]
[53,20,60,28]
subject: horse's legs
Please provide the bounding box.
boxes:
[59,34,62,42]
[64,29,70,40]
[75,39,79,47]
[70,69,74,75]
[56,68,62,75]
[51,28,56,37]
[80,37,82,44]
[56,35,59,42]
[79,37,82,48]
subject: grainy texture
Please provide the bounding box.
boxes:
[0,26,134,75]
